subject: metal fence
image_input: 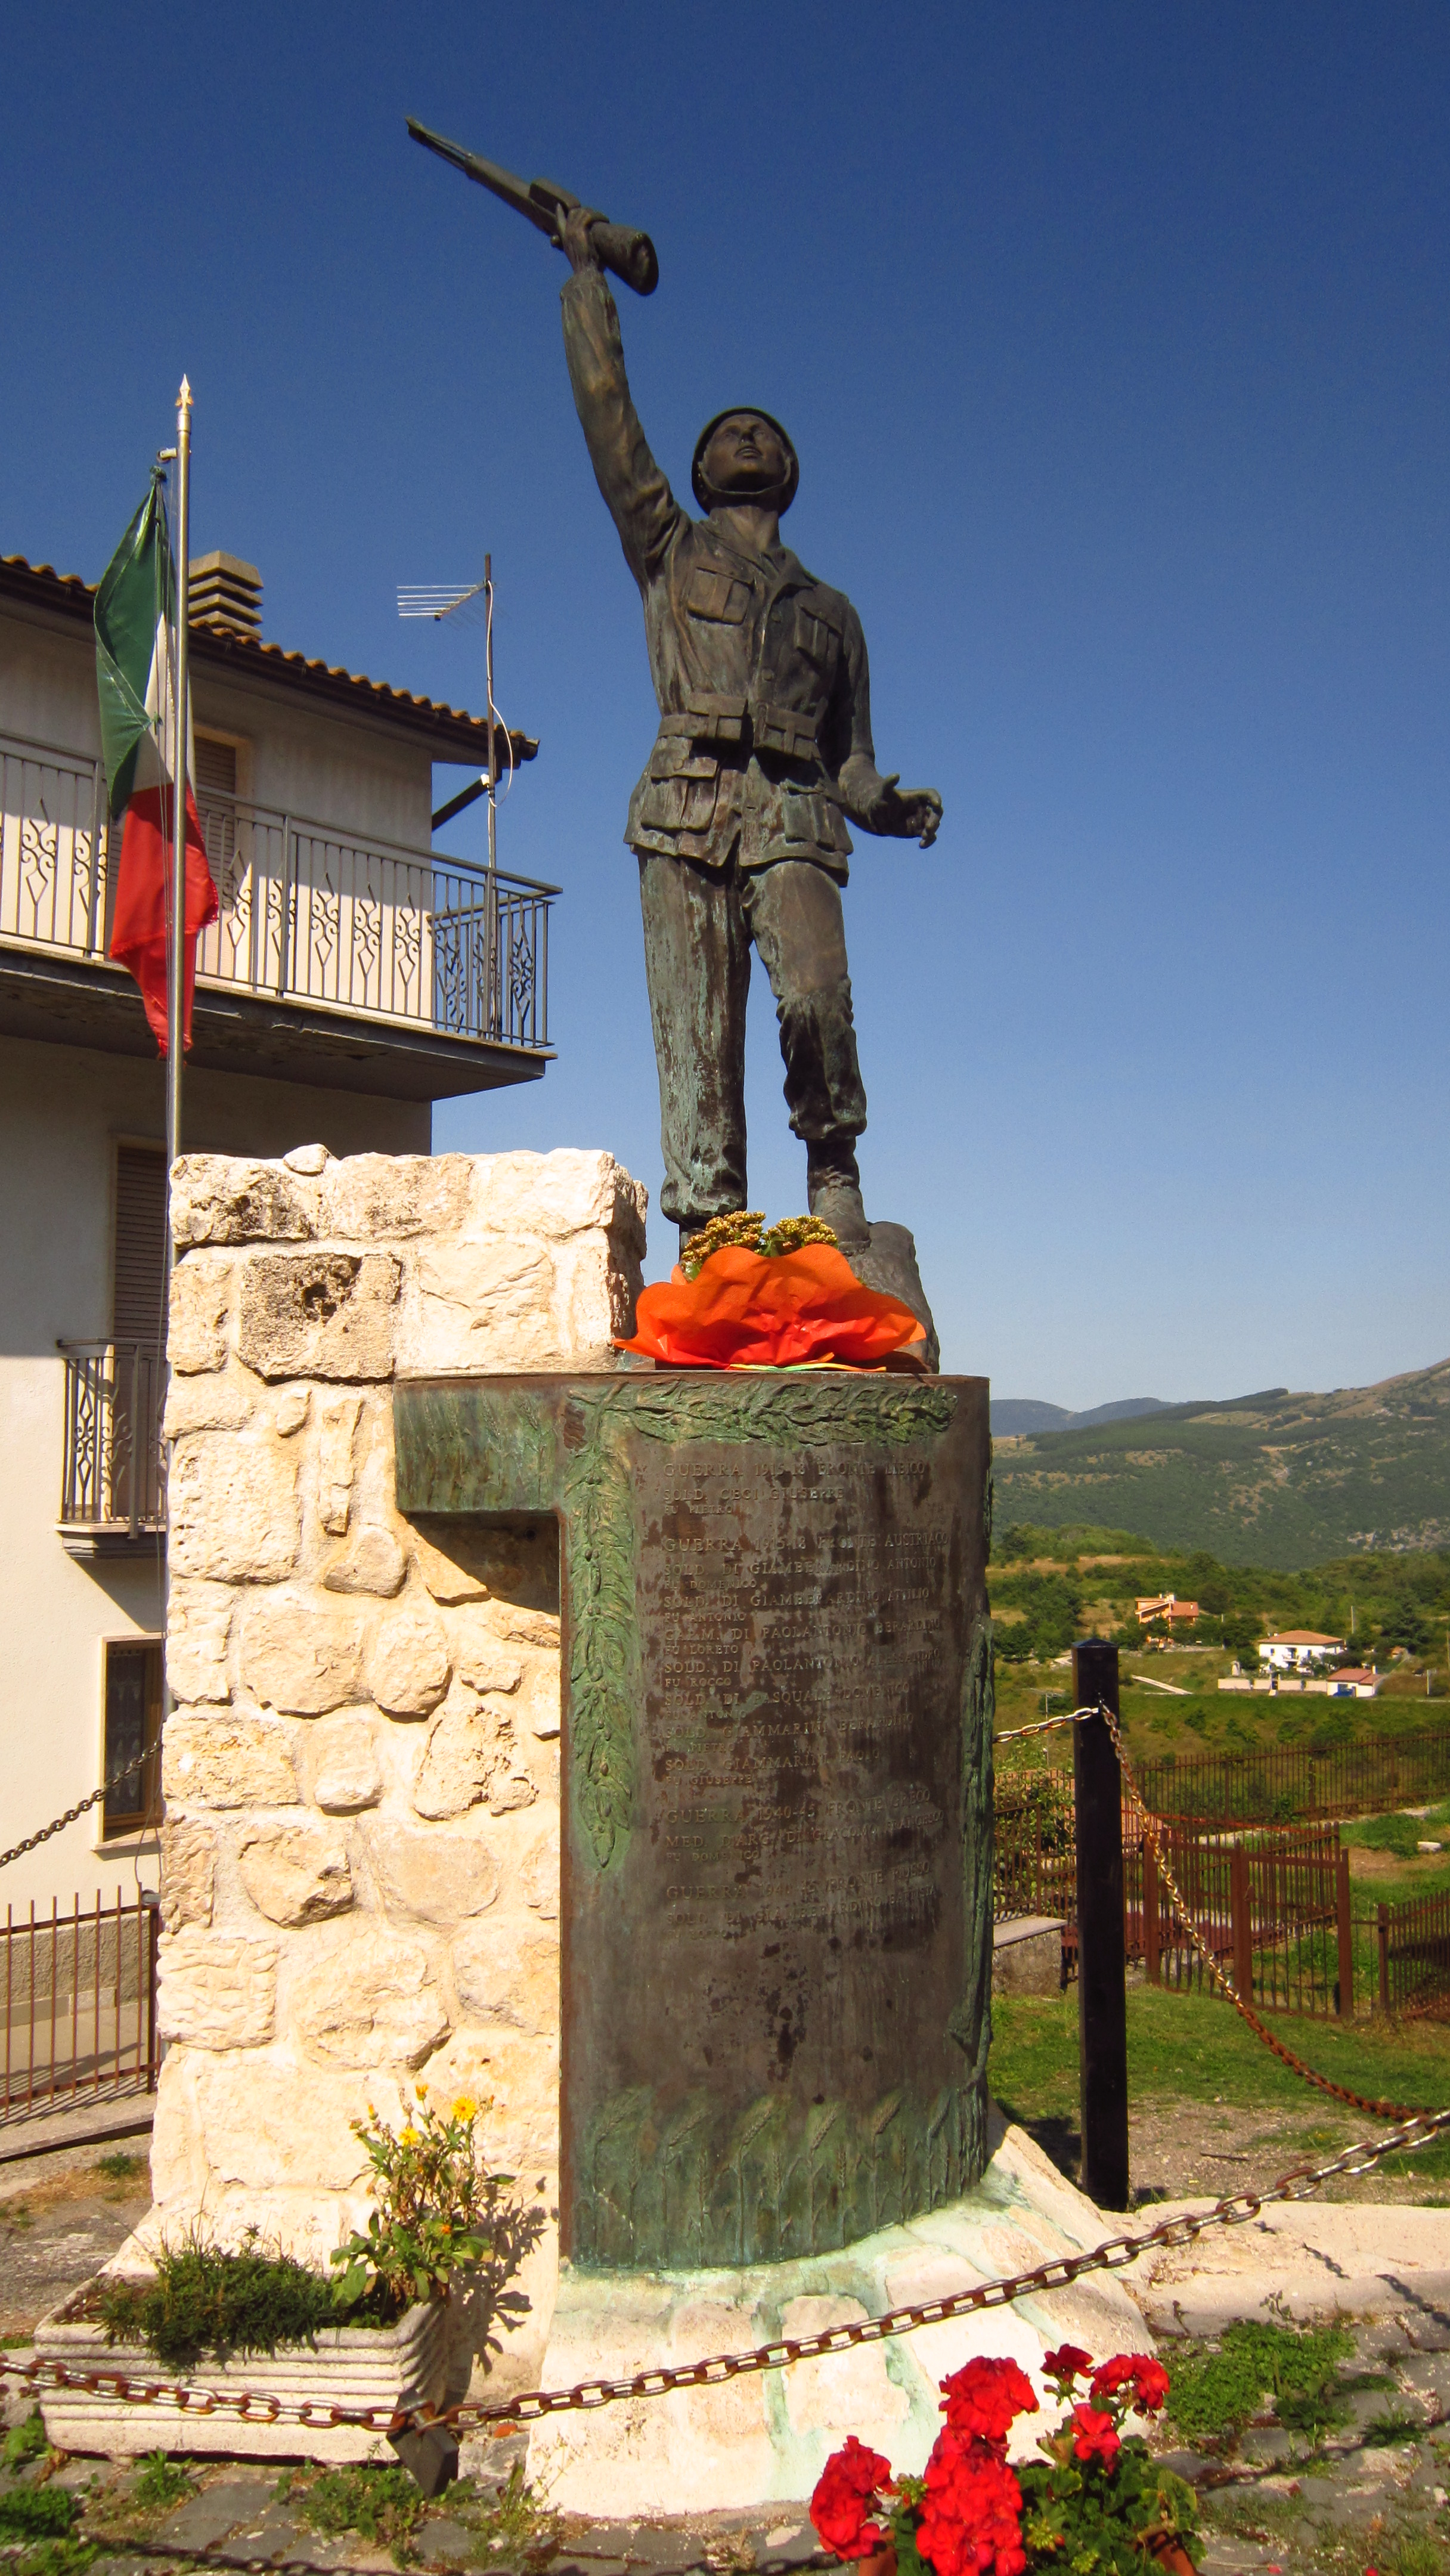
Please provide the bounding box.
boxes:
[57,1343,166,1538]
[1002,1730,1450,1827]
[994,1778,1353,2017]
[0,729,556,1054]
[1376,1894,1450,2021]
[2,1894,160,2117]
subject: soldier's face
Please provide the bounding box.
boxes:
[703,413,790,499]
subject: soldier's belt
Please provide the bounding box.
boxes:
[657,693,819,764]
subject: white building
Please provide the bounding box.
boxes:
[0,545,554,1921]
[1258,1629,1345,1673]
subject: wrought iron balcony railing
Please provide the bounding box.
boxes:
[0,729,557,1054]
[58,1343,166,1546]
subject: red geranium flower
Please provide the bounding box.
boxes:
[918,2429,1026,2576]
[1090,2352,1170,2414]
[938,2355,1039,2442]
[810,2435,894,2559]
[1071,2404,1121,2466]
[1041,2343,1093,2388]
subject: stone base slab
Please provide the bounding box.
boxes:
[35,2284,445,2463]
[526,2116,1147,2517]
[1119,2198,1450,2335]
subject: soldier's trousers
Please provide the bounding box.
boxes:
[637,850,868,1231]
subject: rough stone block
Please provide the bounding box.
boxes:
[168,1253,233,1373]
[168,1433,300,1582]
[163,1710,299,1808]
[366,1599,451,1716]
[158,1929,278,2048]
[411,1527,491,1603]
[520,1822,560,1921]
[423,2028,559,2169]
[367,1820,500,1928]
[238,1818,354,1925]
[515,1655,562,1740]
[452,1915,558,2033]
[162,1369,255,1438]
[273,1387,311,1437]
[166,1584,233,1704]
[323,1153,472,1241]
[237,1252,400,1382]
[290,1925,450,2069]
[171,1154,320,1246]
[448,1612,523,1696]
[551,1230,642,1359]
[241,1591,364,1716]
[470,1148,647,1248]
[484,1603,560,1652]
[188,2051,388,2193]
[318,1392,363,1533]
[399,1238,557,1375]
[411,1692,494,1820]
[324,1525,407,1597]
[159,1818,218,1931]
[309,1714,384,1813]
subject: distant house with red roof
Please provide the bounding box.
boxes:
[1259,1630,1344,1672]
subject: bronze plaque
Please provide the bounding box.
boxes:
[394,1371,993,2271]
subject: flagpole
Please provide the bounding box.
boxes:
[163,379,191,1745]
[166,377,192,1195]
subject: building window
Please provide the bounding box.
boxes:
[113,1144,166,1348]
[194,732,240,911]
[103,1641,163,1839]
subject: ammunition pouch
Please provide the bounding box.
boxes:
[655,693,820,766]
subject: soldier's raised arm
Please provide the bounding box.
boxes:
[559,207,684,590]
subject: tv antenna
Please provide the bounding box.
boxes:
[398,553,513,880]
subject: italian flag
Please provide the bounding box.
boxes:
[94,476,217,1053]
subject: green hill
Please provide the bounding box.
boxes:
[990,1357,1450,1568]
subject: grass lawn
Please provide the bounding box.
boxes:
[990,1983,1450,2187]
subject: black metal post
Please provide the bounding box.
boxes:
[1072,1637,1129,2209]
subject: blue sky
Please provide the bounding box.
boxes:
[5,2,1447,1402]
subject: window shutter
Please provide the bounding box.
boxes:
[113,1145,166,1346]
[194,735,237,798]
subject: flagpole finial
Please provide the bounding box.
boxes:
[178,376,193,413]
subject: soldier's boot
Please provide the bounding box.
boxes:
[806,1143,870,1250]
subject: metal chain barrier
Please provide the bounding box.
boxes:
[2,1690,1436,2444]
[4,2106,1448,2439]
[0,1747,152,1875]
[1096,1698,1432,2123]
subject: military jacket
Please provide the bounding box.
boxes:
[562,267,879,878]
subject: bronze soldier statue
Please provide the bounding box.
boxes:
[558,209,942,1262]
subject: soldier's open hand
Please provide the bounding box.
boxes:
[857,772,942,849]
[559,205,607,273]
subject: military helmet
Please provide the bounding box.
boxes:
[692,407,800,514]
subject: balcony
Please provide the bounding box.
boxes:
[58,1343,165,1558]
[0,729,558,1098]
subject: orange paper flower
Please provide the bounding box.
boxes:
[616,1243,927,1371]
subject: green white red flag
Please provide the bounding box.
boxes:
[94,476,216,1052]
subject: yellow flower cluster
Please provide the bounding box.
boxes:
[681,1210,839,1280]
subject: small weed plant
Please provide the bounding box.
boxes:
[451,2462,563,2571]
[94,2151,144,2183]
[13,2541,100,2576]
[97,2227,364,2370]
[1,2410,49,2473]
[288,2463,427,2566]
[1165,2317,1354,2448]
[130,2451,196,2509]
[0,2486,80,2542]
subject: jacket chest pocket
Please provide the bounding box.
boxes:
[684,564,752,624]
[792,603,841,679]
